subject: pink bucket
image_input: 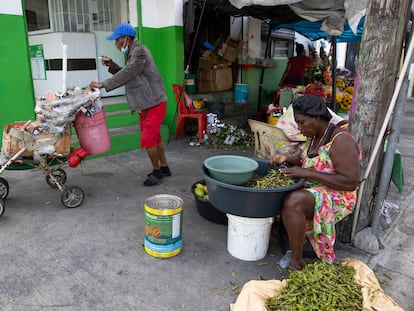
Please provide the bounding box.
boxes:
[74,109,111,155]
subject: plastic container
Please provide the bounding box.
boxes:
[267,116,279,125]
[279,88,294,108]
[201,157,305,218]
[227,214,274,261]
[203,41,215,51]
[185,74,197,95]
[191,180,227,225]
[204,155,259,185]
[234,83,249,103]
[74,109,111,155]
[144,194,184,258]
[193,99,205,110]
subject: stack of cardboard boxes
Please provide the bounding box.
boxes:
[197,37,244,93]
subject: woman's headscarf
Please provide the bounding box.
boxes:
[292,94,332,121]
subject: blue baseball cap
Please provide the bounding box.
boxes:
[107,23,136,40]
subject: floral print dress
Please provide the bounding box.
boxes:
[301,132,361,263]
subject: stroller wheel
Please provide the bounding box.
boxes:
[61,185,84,208]
[0,198,5,217]
[46,168,67,188]
[0,177,9,199]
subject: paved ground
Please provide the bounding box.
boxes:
[0,100,413,310]
[366,97,414,310]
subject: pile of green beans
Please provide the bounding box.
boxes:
[245,169,296,189]
[265,262,363,311]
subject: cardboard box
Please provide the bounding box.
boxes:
[198,57,215,71]
[35,126,71,156]
[221,37,244,62]
[199,58,232,70]
[1,122,71,158]
[1,122,34,157]
[198,50,222,70]
[197,67,233,93]
[213,67,233,91]
[197,77,216,93]
[212,62,232,69]
[56,126,71,155]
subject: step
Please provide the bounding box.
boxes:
[105,110,138,128]
[71,123,169,158]
[69,96,170,157]
[101,95,128,106]
[70,109,138,136]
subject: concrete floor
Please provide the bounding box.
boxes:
[0,100,413,310]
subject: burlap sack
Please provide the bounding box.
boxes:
[230,258,404,311]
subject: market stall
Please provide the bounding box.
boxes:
[272,16,365,114]
[202,0,367,113]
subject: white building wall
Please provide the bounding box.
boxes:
[141,0,183,28]
[0,0,23,15]
[29,32,98,97]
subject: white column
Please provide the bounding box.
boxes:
[408,63,414,98]
[141,0,183,28]
[0,0,23,15]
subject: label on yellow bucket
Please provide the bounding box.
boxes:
[144,194,183,258]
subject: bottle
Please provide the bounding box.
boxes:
[278,250,292,269]
[203,130,208,141]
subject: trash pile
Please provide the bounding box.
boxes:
[189,113,254,149]
[35,87,101,133]
[1,88,101,163]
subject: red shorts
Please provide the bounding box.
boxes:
[139,102,166,148]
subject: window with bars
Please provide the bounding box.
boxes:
[25,0,51,32]
[260,22,295,59]
[25,0,114,33]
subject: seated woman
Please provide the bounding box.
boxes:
[275,103,344,140]
[271,102,344,158]
[269,94,361,271]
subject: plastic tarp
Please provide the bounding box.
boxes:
[273,16,364,42]
[228,0,366,41]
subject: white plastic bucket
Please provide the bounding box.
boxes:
[226,214,274,261]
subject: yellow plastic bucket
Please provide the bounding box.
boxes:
[144,194,184,258]
[267,116,279,125]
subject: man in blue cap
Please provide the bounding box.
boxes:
[89,23,171,186]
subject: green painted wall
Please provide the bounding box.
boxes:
[241,59,288,109]
[0,11,35,142]
[138,26,184,136]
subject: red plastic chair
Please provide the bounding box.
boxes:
[172,84,207,142]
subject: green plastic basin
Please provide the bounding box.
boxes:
[203,155,259,185]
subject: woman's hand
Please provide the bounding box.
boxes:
[278,166,307,178]
[269,154,288,167]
